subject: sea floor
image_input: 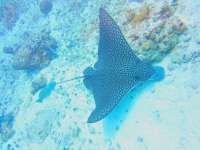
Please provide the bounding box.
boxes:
[0,0,200,150]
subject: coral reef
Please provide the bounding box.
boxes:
[0,0,21,30]
[39,0,53,15]
[122,5,151,27]
[0,57,21,115]
[0,113,15,143]
[137,17,187,61]
[11,31,58,70]
[123,3,187,62]
[156,4,175,20]
[131,5,151,26]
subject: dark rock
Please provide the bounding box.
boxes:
[3,45,19,54]
[0,31,5,37]
[39,0,53,15]
[3,47,14,54]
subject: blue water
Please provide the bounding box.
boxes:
[1,0,200,150]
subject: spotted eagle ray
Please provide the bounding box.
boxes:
[39,8,164,123]
[82,8,164,123]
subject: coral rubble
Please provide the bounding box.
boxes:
[11,31,58,70]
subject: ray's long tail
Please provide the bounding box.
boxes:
[56,76,85,84]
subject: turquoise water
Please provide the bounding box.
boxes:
[1,0,200,150]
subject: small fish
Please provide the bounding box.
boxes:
[37,81,56,103]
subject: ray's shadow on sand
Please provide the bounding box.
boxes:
[103,66,165,139]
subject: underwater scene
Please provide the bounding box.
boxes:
[0,0,200,149]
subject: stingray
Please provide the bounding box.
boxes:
[82,8,164,123]
[54,8,164,123]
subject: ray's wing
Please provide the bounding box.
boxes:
[84,8,154,123]
[86,69,138,123]
[85,9,142,123]
[95,8,141,70]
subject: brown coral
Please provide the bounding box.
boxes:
[122,3,187,62]
[131,5,151,26]
[11,31,58,70]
